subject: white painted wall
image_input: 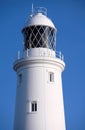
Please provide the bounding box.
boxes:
[13,48,66,130]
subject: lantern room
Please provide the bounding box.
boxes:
[22,7,56,51]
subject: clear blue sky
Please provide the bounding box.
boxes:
[0,0,85,130]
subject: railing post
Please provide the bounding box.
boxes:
[62,55,64,61]
[18,50,20,59]
[59,51,61,59]
[27,49,29,57]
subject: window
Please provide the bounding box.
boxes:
[49,72,54,82]
[22,25,56,50]
[26,101,38,113]
[18,74,22,86]
[31,101,37,112]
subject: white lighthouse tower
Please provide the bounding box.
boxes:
[13,7,66,130]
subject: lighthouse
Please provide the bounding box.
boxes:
[13,7,66,130]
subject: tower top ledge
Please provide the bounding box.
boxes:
[23,7,56,30]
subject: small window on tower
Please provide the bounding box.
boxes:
[18,74,22,85]
[31,101,37,112]
[49,72,54,82]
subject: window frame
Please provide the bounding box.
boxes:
[31,101,37,112]
[17,73,22,87]
[49,72,54,82]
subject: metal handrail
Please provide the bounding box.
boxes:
[34,7,47,16]
[56,51,64,61]
[15,49,64,61]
